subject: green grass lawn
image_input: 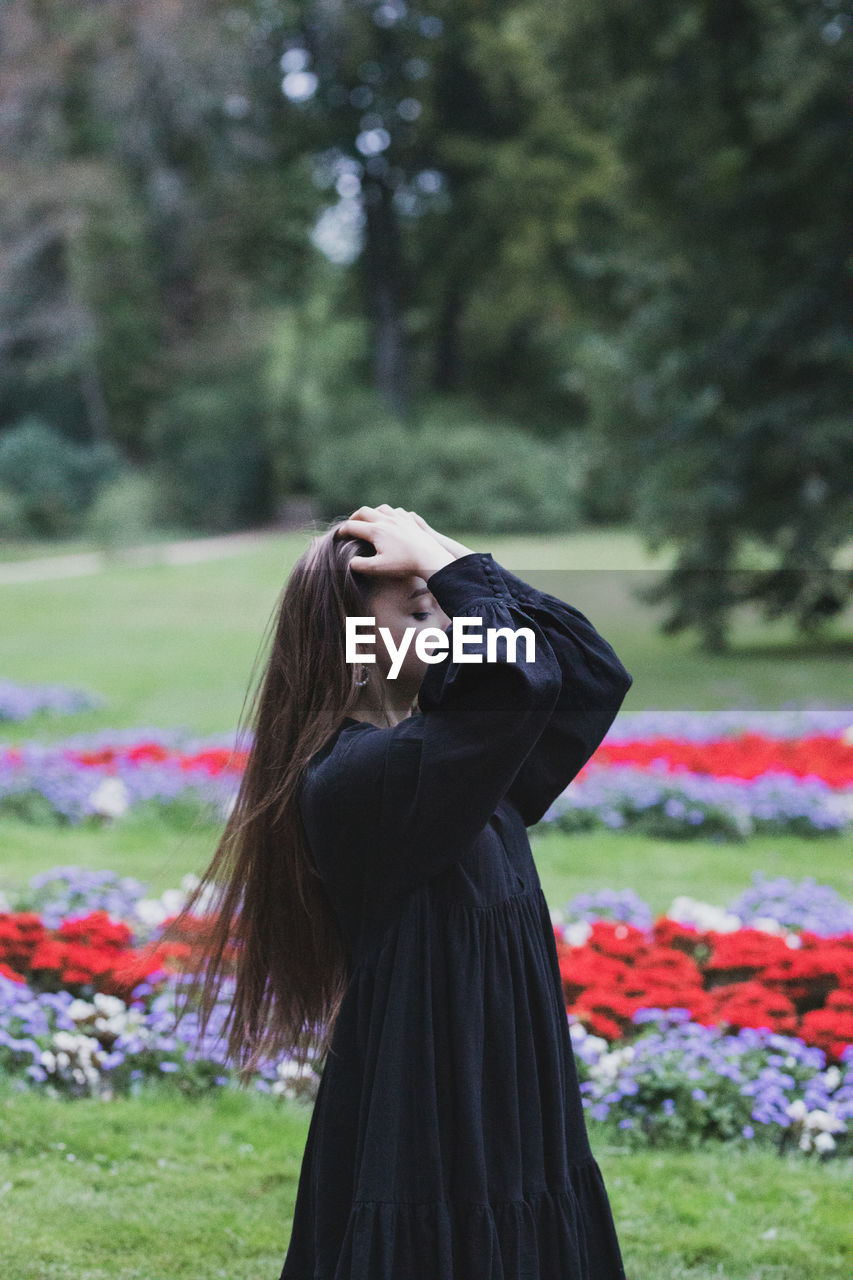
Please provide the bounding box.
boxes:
[1,529,850,744]
[0,1079,850,1280]
[1,811,850,920]
[1,527,851,1278]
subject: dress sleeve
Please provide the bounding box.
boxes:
[342,551,564,907]
[490,560,634,826]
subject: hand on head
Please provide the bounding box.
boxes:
[335,505,472,580]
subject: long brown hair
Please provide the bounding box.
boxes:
[154,521,407,1085]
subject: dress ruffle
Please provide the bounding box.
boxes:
[280,889,627,1280]
[329,1157,626,1280]
[283,1156,624,1279]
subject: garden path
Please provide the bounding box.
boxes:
[0,528,283,586]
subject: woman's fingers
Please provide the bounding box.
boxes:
[348,505,389,521]
[335,519,377,541]
[336,506,447,577]
[348,555,382,573]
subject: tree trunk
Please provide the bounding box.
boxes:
[432,283,463,393]
[361,177,408,418]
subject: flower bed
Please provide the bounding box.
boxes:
[1,867,852,1156]
[0,728,243,824]
[554,917,853,1063]
[1,710,852,838]
[0,678,104,722]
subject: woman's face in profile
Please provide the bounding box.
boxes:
[362,572,451,688]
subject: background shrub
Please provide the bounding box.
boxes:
[0,418,122,537]
[82,469,169,553]
[308,408,586,534]
[146,383,275,533]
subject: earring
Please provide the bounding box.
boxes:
[355,668,369,687]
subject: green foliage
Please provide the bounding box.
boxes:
[64,166,163,450]
[146,379,275,533]
[0,486,26,539]
[0,0,316,508]
[552,0,853,649]
[0,418,122,537]
[0,789,67,827]
[264,288,373,495]
[1,0,851,652]
[308,405,585,533]
[82,469,168,554]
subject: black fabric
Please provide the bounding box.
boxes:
[280,552,633,1280]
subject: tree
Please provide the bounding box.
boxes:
[548,0,853,650]
[0,0,315,470]
[272,0,617,429]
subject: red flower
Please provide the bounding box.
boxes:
[554,916,853,1055]
[704,980,799,1035]
[799,996,853,1062]
[652,917,712,957]
[591,731,853,788]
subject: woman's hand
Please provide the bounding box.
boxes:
[404,510,474,563]
[335,506,459,580]
[355,505,475,562]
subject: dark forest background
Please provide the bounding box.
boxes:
[0,0,850,650]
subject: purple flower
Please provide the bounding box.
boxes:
[0,679,105,722]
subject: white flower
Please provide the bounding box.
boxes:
[563,921,592,947]
[68,999,96,1022]
[53,1031,80,1052]
[94,1011,134,1036]
[824,1066,842,1091]
[134,899,168,926]
[786,1099,807,1122]
[93,993,126,1018]
[590,1045,635,1083]
[53,1030,101,1058]
[805,1108,845,1134]
[752,916,784,935]
[667,896,742,932]
[277,1060,312,1080]
[569,1022,608,1055]
[40,1050,56,1071]
[813,1131,837,1154]
[89,776,130,819]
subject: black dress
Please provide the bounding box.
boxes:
[280,551,633,1280]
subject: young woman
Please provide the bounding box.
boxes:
[166,504,633,1279]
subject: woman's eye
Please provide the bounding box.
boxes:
[412,611,431,621]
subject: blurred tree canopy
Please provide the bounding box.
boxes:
[0,0,850,648]
[551,0,853,647]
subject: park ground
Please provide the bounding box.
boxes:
[0,527,851,1279]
